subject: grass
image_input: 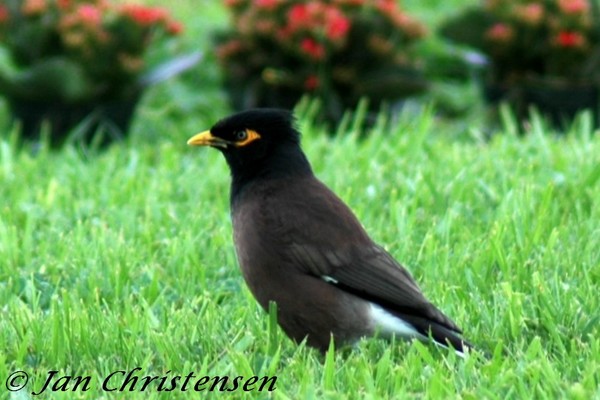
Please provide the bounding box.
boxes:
[1,1,600,399]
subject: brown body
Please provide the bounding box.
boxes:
[232,176,373,349]
[232,175,461,351]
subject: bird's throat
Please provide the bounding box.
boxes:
[229,143,313,204]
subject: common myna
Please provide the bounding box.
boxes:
[188,109,472,355]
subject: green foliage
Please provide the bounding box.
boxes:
[0,0,185,101]
[439,7,494,52]
[0,56,92,101]
[215,0,428,121]
[439,0,600,84]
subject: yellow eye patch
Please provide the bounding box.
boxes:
[234,129,261,147]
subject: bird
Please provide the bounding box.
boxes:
[187,108,472,355]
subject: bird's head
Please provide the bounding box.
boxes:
[188,109,311,182]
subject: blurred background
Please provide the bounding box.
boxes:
[1,0,597,147]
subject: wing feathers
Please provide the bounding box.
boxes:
[288,242,463,335]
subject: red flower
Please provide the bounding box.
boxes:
[57,0,71,10]
[77,4,102,26]
[486,23,514,42]
[167,21,183,35]
[555,31,585,47]
[22,0,47,16]
[304,75,320,91]
[301,37,325,60]
[376,0,398,14]
[558,0,589,14]
[288,4,309,25]
[120,4,168,26]
[326,12,350,41]
[515,3,544,25]
[288,4,310,26]
[0,5,9,23]
[256,0,279,10]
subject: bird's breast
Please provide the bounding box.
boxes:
[231,192,291,304]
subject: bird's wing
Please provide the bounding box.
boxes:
[277,178,462,334]
[287,242,462,334]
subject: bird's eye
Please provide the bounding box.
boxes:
[234,130,248,141]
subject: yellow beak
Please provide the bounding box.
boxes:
[187,130,229,148]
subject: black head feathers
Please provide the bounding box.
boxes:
[211,108,301,146]
[188,108,312,189]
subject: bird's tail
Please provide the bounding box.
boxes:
[370,303,475,357]
[403,315,475,357]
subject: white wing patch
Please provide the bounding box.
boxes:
[320,276,468,357]
[370,303,467,358]
[369,303,424,339]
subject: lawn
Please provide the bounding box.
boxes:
[1,1,600,399]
